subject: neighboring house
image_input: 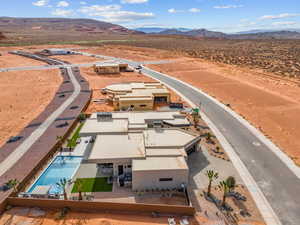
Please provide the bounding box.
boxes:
[79,111,200,191]
[103,82,171,111]
[93,63,128,75]
[42,48,72,55]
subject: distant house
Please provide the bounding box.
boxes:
[93,62,129,75]
[42,48,72,55]
[103,82,171,111]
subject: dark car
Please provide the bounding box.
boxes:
[7,136,22,143]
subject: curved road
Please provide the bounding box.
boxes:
[0,67,81,177]
[140,66,300,225]
[73,51,300,224]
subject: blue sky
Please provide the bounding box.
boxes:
[1,0,300,32]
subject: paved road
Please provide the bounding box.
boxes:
[0,67,81,177]
[63,51,300,224]
[0,59,175,73]
[140,67,300,225]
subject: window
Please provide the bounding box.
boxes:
[127,165,132,168]
[140,104,147,107]
[159,178,173,182]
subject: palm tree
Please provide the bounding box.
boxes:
[56,135,64,153]
[72,179,84,200]
[191,109,200,128]
[56,178,69,200]
[226,176,236,193]
[5,179,19,193]
[206,132,212,142]
[219,180,230,207]
[205,170,219,196]
[78,113,86,123]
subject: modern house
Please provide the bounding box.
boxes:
[79,111,200,191]
[102,82,171,111]
[41,48,72,55]
[93,62,129,75]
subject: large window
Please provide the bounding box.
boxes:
[159,178,173,182]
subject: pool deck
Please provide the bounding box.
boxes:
[0,55,91,209]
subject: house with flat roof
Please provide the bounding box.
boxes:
[93,62,128,74]
[102,82,171,111]
[79,111,200,191]
[42,48,72,55]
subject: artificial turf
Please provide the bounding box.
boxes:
[67,123,84,148]
[71,177,112,193]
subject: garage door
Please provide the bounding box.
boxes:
[154,96,168,103]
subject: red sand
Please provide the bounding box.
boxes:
[80,67,184,113]
[0,69,62,147]
[89,45,300,165]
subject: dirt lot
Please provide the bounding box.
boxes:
[0,52,46,68]
[85,45,300,165]
[87,45,181,62]
[0,69,62,147]
[80,67,184,114]
[49,54,102,64]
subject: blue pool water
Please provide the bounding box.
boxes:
[28,156,82,194]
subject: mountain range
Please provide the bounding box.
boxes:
[0,17,141,35]
[135,27,300,39]
[0,17,300,42]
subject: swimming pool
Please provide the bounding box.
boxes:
[28,156,82,194]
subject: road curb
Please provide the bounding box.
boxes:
[143,66,300,179]
[142,66,282,225]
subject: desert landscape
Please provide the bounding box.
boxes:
[83,44,300,165]
[0,68,62,147]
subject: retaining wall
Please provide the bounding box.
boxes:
[6,197,195,216]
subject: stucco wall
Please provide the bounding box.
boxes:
[132,169,188,191]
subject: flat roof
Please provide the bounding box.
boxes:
[95,63,119,67]
[144,129,197,148]
[146,148,186,157]
[119,97,153,102]
[87,133,145,162]
[80,119,128,135]
[132,156,188,172]
[106,82,162,92]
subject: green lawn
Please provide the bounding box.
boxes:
[71,178,112,193]
[67,123,84,148]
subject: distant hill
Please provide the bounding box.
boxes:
[147,27,300,39]
[157,28,227,38]
[0,17,141,35]
[235,29,300,34]
[135,27,191,33]
[230,31,300,39]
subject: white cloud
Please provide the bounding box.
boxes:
[272,21,297,26]
[189,8,201,13]
[214,5,243,9]
[79,1,86,5]
[57,1,69,7]
[121,0,148,4]
[79,5,122,14]
[168,8,177,13]
[168,8,201,14]
[260,13,300,20]
[32,0,48,7]
[51,9,74,17]
[78,4,154,23]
